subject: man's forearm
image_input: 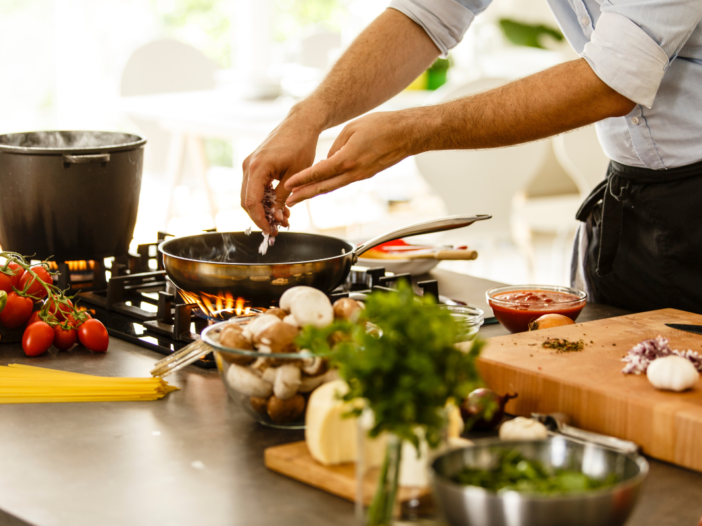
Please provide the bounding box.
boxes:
[409,58,635,153]
[291,8,441,132]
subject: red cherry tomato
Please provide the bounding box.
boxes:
[26,311,43,327]
[46,297,73,321]
[0,292,34,328]
[53,324,77,351]
[77,319,109,352]
[0,272,12,294]
[19,266,52,299]
[22,321,55,356]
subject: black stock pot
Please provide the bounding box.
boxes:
[0,131,146,260]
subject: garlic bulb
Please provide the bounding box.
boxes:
[499,417,548,440]
[647,355,699,392]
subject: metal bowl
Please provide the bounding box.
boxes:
[430,437,648,526]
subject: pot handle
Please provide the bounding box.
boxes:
[63,153,111,164]
[353,214,491,260]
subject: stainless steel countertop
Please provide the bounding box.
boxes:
[1,270,701,526]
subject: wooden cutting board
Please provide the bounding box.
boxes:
[264,441,430,505]
[479,308,702,472]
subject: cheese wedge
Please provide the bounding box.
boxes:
[305,380,358,466]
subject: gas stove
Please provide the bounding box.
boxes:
[64,233,457,368]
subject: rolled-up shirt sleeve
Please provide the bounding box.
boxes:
[582,1,702,108]
[388,0,490,57]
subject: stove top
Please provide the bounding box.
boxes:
[66,233,460,368]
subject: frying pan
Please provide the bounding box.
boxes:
[159,214,491,301]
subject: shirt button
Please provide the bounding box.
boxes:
[580,16,590,26]
[631,117,640,125]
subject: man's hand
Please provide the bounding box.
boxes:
[284,110,426,207]
[241,115,320,234]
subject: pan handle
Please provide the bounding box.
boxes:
[63,153,111,164]
[354,214,491,260]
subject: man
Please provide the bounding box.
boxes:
[241,0,702,313]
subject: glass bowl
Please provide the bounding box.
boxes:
[431,304,484,341]
[486,284,587,333]
[201,318,336,430]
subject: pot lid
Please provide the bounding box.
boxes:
[0,131,146,155]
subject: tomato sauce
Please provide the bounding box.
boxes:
[488,290,585,333]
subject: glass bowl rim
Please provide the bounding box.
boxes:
[432,304,485,326]
[486,284,587,309]
[201,320,320,359]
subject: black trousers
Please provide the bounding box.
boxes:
[572,159,702,314]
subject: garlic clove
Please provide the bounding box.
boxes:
[647,355,699,392]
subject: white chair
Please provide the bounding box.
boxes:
[120,39,218,224]
[413,78,551,253]
[510,124,609,282]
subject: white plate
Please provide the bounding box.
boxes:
[356,257,439,275]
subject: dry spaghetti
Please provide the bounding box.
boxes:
[0,364,179,403]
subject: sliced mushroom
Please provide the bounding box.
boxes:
[290,289,333,328]
[226,364,273,398]
[254,322,298,353]
[333,297,362,322]
[250,396,269,415]
[266,307,287,320]
[274,364,302,400]
[267,394,306,424]
[322,369,341,383]
[301,356,327,376]
[243,314,281,341]
[298,374,327,393]
[280,286,317,312]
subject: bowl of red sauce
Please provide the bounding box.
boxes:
[486,285,587,333]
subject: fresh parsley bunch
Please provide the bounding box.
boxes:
[297,280,484,451]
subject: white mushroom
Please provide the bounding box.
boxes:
[299,374,327,393]
[226,364,273,398]
[280,286,317,312]
[283,314,299,327]
[262,366,278,384]
[333,297,363,322]
[290,288,334,328]
[243,314,281,341]
[273,364,302,400]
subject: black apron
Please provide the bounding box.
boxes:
[571,159,702,314]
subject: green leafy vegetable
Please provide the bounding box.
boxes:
[452,449,619,494]
[297,280,485,451]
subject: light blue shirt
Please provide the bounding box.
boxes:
[389,0,702,170]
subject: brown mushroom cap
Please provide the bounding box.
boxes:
[266,307,287,320]
[333,297,362,322]
[267,394,306,424]
[250,396,269,415]
[219,326,255,365]
[255,322,299,354]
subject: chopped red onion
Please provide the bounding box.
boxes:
[258,183,283,256]
[621,336,702,374]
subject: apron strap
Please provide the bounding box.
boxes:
[576,158,702,278]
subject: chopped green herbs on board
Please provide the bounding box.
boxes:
[451,449,619,494]
[542,338,585,353]
[297,280,485,451]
